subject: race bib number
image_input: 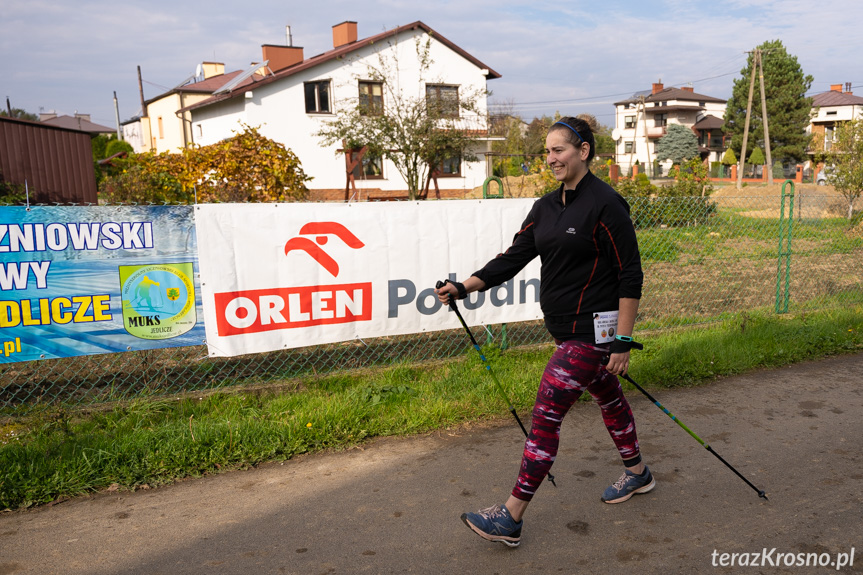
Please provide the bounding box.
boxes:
[593,310,619,344]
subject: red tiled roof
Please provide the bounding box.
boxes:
[615,87,726,106]
[182,21,501,113]
[812,90,863,107]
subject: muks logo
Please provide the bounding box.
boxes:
[214,221,372,337]
[284,222,364,277]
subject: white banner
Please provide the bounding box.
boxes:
[195,200,543,357]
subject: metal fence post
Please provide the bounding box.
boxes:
[775,180,795,313]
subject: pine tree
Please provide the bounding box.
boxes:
[655,124,699,165]
[723,40,813,163]
[721,148,737,165]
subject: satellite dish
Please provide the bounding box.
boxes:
[611,128,621,142]
[195,64,203,79]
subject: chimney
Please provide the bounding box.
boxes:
[201,62,225,79]
[682,86,694,93]
[39,111,57,121]
[652,80,664,94]
[333,21,358,48]
[846,82,853,95]
[262,45,304,72]
[74,113,91,122]
[831,84,843,92]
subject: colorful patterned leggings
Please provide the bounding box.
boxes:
[512,340,641,501]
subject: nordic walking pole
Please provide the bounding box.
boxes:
[436,280,556,487]
[602,355,767,500]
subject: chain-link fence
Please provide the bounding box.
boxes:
[2,188,861,416]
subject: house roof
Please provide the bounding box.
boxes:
[812,90,863,107]
[615,87,726,107]
[144,70,246,106]
[40,115,114,134]
[693,114,724,130]
[181,21,501,114]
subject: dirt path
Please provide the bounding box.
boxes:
[2,353,862,574]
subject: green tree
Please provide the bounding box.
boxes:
[655,124,699,165]
[748,146,765,165]
[721,148,737,165]
[723,40,813,163]
[524,117,553,155]
[829,118,863,219]
[317,36,486,200]
[0,107,38,121]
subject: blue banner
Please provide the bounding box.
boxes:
[0,206,205,363]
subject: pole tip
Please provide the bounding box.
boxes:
[759,490,768,501]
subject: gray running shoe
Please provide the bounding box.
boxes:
[601,466,656,504]
[461,503,523,547]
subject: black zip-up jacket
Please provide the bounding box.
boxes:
[472,171,643,342]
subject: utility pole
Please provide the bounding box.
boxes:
[737,50,758,190]
[113,91,122,140]
[628,101,640,173]
[641,95,653,176]
[137,66,147,117]
[757,50,773,184]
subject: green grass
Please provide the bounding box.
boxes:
[1,307,862,510]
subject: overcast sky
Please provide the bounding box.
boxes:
[3,0,862,130]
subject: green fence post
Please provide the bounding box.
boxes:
[482,176,504,199]
[482,176,507,347]
[775,180,795,313]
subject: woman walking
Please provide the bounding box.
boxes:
[436,115,654,547]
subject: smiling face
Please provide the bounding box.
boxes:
[545,129,590,189]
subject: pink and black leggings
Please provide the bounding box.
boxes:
[512,340,641,501]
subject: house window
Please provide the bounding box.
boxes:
[351,150,383,179]
[625,141,636,153]
[157,116,164,139]
[426,84,459,118]
[826,111,838,116]
[655,113,668,127]
[304,80,331,113]
[440,152,461,176]
[624,115,636,129]
[358,81,384,116]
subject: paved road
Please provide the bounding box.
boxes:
[2,353,862,574]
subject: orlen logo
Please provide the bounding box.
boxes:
[214,222,371,336]
[284,222,364,277]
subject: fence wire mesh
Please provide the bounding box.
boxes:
[2,189,861,416]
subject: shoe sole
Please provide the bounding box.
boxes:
[601,477,656,504]
[461,514,521,547]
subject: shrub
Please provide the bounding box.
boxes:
[616,159,716,228]
[98,124,310,204]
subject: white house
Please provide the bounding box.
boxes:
[808,83,863,154]
[121,63,246,154]
[613,81,727,176]
[185,21,501,200]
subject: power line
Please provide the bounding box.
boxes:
[494,68,742,111]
